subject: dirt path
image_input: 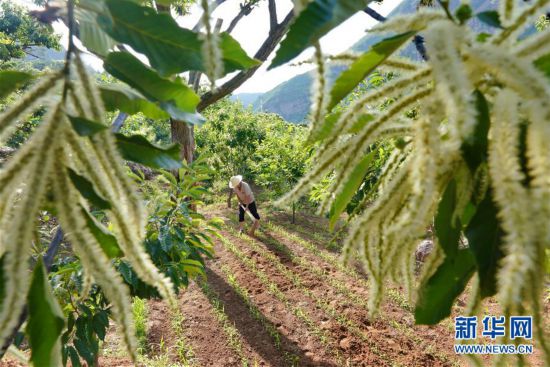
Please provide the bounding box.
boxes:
[96,204,546,367]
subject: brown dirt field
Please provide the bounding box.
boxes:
[97,203,547,367]
[212,212,456,366]
[176,281,245,366]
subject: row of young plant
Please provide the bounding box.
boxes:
[267,218,423,317]
[265,220,458,331]
[266,220,416,309]
[265,222,369,289]
[220,265,302,367]
[139,300,198,367]
[215,234,345,365]
[266,219,462,341]
[253,220,463,364]
[265,220,417,313]
[196,279,251,367]
[220,225,398,365]
[251,229,458,363]
[225,215,372,306]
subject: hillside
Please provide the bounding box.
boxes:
[252,65,345,122]
[230,92,263,107]
[237,0,497,123]
[23,46,65,70]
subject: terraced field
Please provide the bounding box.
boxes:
[96,204,546,367]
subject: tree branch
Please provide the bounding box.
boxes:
[363,6,386,22]
[226,2,256,34]
[197,10,294,111]
[268,0,278,33]
[362,6,428,61]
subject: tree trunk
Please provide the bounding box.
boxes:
[171,119,195,164]
[292,202,296,224]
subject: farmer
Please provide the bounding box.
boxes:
[228,175,260,235]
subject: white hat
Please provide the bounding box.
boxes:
[229,175,242,189]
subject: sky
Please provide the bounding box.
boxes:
[180,0,403,93]
[16,0,403,94]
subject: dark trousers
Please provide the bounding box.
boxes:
[239,201,260,222]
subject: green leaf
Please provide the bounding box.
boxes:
[26,258,65,367]
[270,0,370,69]
[310,112,374,143]
[534,53,550,80]
[455,4,473,24]
[75,1,116,56]
[161,104,206,126]
[115,133,182,169]
[68,115,108,137]
[476,11,503,29]
[98,0,258,76]
[476,32,491,43]
[461,201,477,227]
[95,310,109,329]
[91,313,107,340]
[80,205,123,258]
[465,190,504,298]
[73,338,94,366]
[310,111,341,143]
[348,113,374,133]
[461,90,490,172]
[68,168,112,210]
[67,346,82,367]
[434,179,461,258]
[218,32,261,73]
[100,85,169,119]
[0,71,34,99]
[329,151,375,230]
[104,52,205,124]
[104,52,198,112]
[327,32,415,110]
[415,249,476,324]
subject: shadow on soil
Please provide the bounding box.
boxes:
[204,268,338,367]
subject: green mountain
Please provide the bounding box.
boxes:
[230,92,263,107]
[238,0,499,123]
[252,72,312,122]
[23,46,65,70]
[251,65,346,122]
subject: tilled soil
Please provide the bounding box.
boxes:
[152,205,461,367]
[97,204,546,367]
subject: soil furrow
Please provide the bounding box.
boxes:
[217,212,457,365]
[94,205,545,366]
[213,233,345,366]
[251,228,457,366]
[177,282,244,366]
[218,232,382,366]
[219,264,302,366]
[201,252,318,366]
[222,228,456,367]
